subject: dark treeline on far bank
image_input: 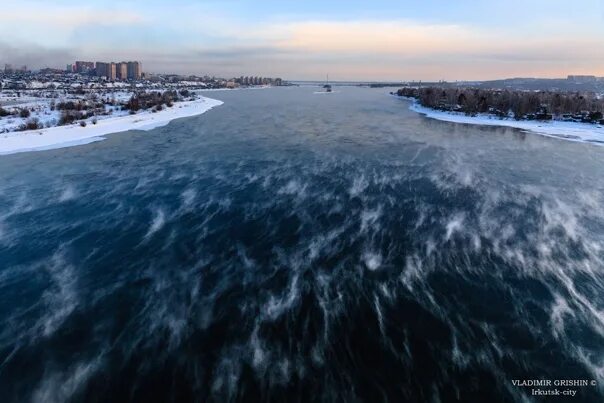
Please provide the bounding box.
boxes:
[396,87,604,124]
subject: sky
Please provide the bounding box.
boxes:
[1,0,603,81]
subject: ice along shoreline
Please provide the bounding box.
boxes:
[401,98,604,145]
[0,96,224,156]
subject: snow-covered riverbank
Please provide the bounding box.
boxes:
[0,96,223,155]
[403,99,604,145]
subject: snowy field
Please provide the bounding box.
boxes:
[404,99,604,145]
[0,96,223,155]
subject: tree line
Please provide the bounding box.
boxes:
[396,87,604,123]
[0,89,195,133]
[125,90,188,114]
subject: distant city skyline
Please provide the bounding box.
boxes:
[1,0,603,81]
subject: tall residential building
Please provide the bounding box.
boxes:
[96,62,108,78]
[4,64,13,74]
[107,62,116,80]
[94,60,142,80]
[127,61,142,80]
[116,62,128,80]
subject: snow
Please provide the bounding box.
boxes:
[196,86,270,93]
[405,99,604,145]
[0,96,223,155]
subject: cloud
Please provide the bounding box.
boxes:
[0,2,602,80]
[0,1,146,48]
[263,19,604,60]
[272,21,479,55]
[0,41,76,69]
[1,9,144,28]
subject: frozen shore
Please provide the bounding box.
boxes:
[0,96,223,155]
[403,98,604,145]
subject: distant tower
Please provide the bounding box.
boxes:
[96,62,108,78]
[107,62,117,80]
[127,61,142,80]
[116,62,128,80]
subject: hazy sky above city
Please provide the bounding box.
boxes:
[1,0,603,80]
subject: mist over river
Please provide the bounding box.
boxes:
[1,87,603,402]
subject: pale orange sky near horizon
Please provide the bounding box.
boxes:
[0,0,603,80]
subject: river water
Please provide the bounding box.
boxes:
[1,87,603,402]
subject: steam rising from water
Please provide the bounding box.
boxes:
[0,88,603,402]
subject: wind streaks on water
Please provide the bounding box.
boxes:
[1,87,604,402]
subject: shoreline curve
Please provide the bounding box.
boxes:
[0,96,224,156]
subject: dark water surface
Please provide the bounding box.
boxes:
[1,87,603,402]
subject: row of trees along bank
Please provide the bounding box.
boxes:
[396,87,604,124]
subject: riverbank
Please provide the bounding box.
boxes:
[0,96,223,155]
[402,98,604,145]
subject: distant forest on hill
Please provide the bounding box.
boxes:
[396,87,604,123]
